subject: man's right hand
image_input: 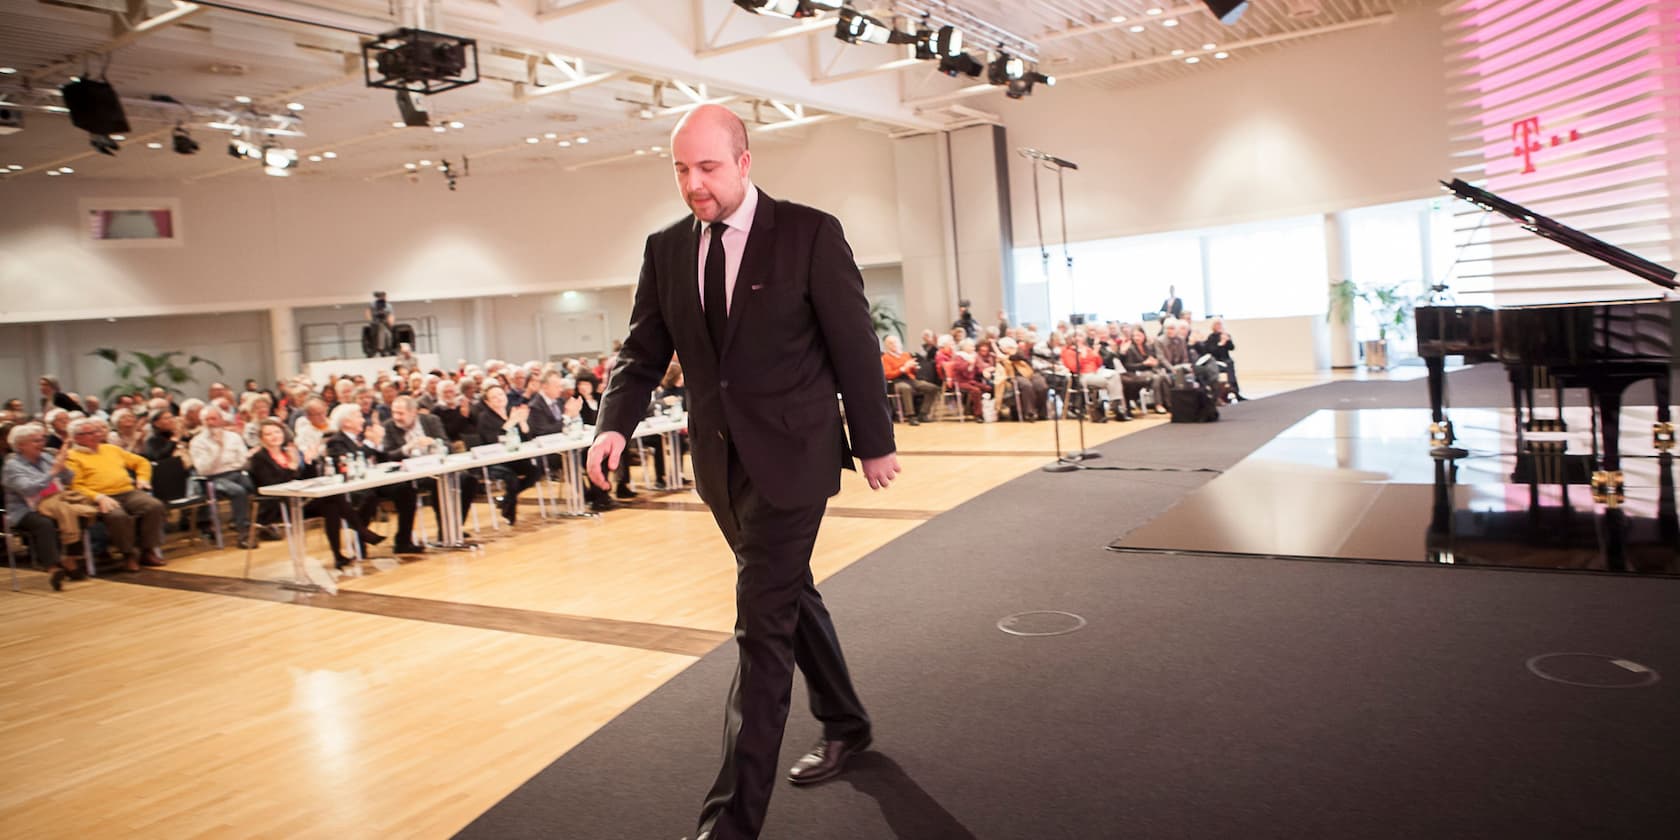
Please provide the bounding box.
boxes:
[95,494,119,514]
[586,431,626,490]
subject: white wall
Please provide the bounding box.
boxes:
[999,3,1451,247]
[0,121,901,324]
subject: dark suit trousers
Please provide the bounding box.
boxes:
[699,445,869,840]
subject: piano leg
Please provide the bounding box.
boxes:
[1592,384,1627,507]
[1425,356,1464,458]
[1654,374,1674,451]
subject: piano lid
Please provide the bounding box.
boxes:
[1440,179,1678,291]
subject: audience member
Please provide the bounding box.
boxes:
[881,336,937,426]
[384,395,481,539]
[188,405,255,548]
[65,418,165,572]
[39,376,83,415]
[3,423,91,589]
[474,385,540,522]
[324,405,423,554]
[107,408,145,453]
[1201,317,1245,401]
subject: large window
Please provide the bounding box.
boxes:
[1204,216,1326,320]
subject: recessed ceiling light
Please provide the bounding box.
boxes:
[146,142,163,149]
[7,164,21,170]
[1202,43,1217,50]
[651,145,663,151]
[287,102,304,111]
[576,136,589,144]
[0,67,15,75]
[404,162,418,169]
[308,154,322,162]
[44,105,68,113]
[557,140,571,147]
[1214,51,1230,59]
[635,149,647,155]
[392,121,405,128]
[1171,49,1184,56]
[1146,7,1163,15]
[419,159,432,166]
[432,125,446,133]
[448,120,464,129]
[1185,56,1200,64]
[1163,19,1178,27]
[1129,25,1144,33]
[1110,15,1126,23]
[110,134,125,140]
[58,166,73,173]
[543,132,557,139]
[526,137,539,144]
[322,151,337,159]
[47,170,60,176]
[235,95,252,104]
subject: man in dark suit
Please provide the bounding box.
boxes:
[324,404,424,554]
[384,395,480,536]
[587,105,900,840]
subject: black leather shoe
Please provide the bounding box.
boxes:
[614,484,639,500]
[788,732,871,786]
[393,542,427,555]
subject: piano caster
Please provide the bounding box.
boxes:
[1591,470,1625,507]
[1656,422,1676,452]
[1428,421,1468,459]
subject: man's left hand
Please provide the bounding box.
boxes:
[860,453,901,490]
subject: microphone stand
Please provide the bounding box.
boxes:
[1022,148,1081,473]
[1053,159,1101,462]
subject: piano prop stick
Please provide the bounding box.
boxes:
[1420,180,1678,506]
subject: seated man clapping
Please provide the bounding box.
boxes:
[65,418,166,571]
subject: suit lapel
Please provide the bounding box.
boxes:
[721,188,777,357]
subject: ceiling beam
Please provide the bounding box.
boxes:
[697,16,835,59]
[537,0,624,21]
[1038,3,1207,43]
[24,1,205,85]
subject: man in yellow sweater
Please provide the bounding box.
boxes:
[66,418,167,571]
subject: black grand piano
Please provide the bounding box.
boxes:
[1417,178,1678,506]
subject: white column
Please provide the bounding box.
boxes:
[467,297,493,363]
[269,306,299,382]
[1325,212,1356,369]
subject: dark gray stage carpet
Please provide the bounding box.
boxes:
[458,365,1679,840]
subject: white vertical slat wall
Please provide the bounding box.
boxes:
[1441,0,1680,303]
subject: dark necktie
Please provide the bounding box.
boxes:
[703,221,729,351]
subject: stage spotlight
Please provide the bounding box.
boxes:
[171,125,199,155]
[915,24,962,60]
[61,77,130,136]
[733,0,841,18]
[1202,0,1249,24]
[88,134,120,155]
[938,52,984,78]
[836,7,915,46]
[988,53,1053,99]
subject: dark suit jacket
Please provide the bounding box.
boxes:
[382,413,448,456]
[324,431,397,465]
[597,188,893,510]
[527,393,570,437]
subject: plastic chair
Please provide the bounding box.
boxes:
[938,361,967,422]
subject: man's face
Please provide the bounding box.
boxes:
[38,380,51,396]
[672,114,750,223]
[439,384,459,404]
[391,401,414,428]
[884,337,900,354]
[341,412,364,436]
[358,392,374,411]
[71,426,102,448]
[542,376,563,400]
[205,411,224,429]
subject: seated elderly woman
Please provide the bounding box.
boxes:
[3,422,93,589]
[43,408,71,449]
[106,407,146,453]
[248,418,381,569]
[473,384,540,521]
[948,339,988,419]
[64,418,166,572]
[239,392,279,448]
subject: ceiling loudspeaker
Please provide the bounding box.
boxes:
[60,78,131,136]
[1203,0,1249,25]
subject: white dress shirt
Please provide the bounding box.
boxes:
[696,181,759,317]
[189,428,249,476]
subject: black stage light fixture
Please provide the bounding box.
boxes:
[60,77,131,136]
[734,0,841,18]
[915,24,962,60]
[394,88,430,127]
[987,53,1053,99]
[1203,0,1249,24]
[171,124,199,155]
[938,51,984,78]
[88,133,120,156]
[835,7,916,46]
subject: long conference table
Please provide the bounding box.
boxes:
[258,415,688,594]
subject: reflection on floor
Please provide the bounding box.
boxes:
[1111,407,1679,576]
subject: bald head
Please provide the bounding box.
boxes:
[672,104,752,223]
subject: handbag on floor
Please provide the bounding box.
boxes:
[1169,386,1219,423]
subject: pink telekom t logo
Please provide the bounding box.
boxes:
[1512,116,1542,174]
